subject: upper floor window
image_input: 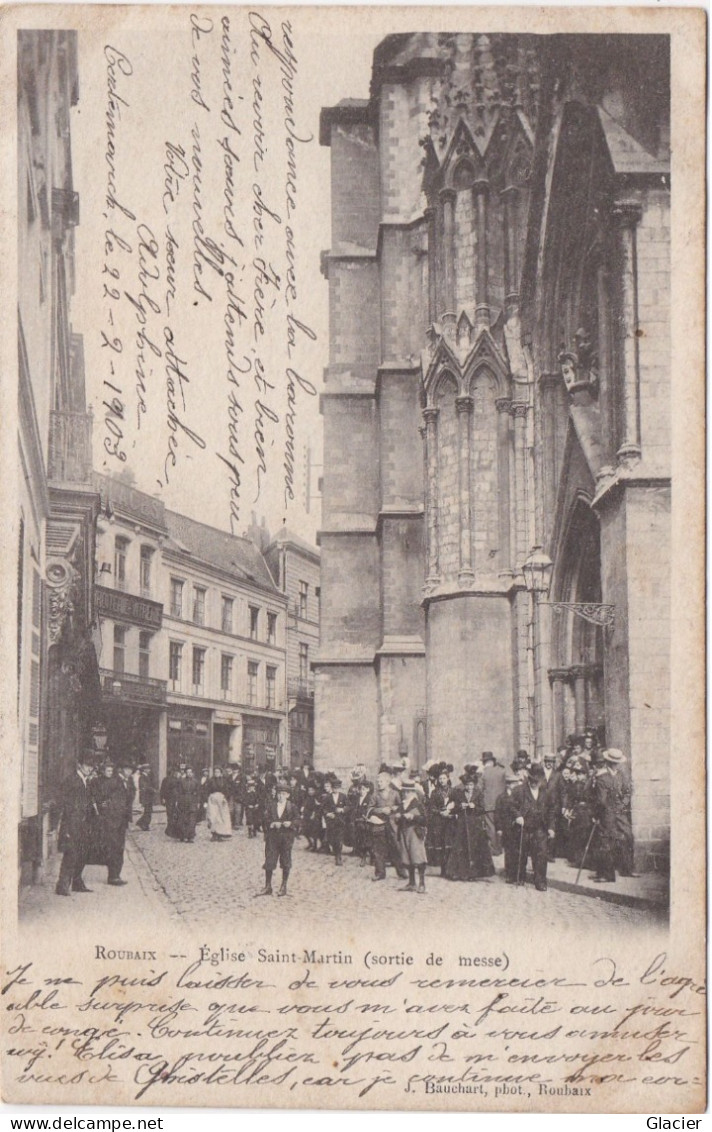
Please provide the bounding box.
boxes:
[299,642,309,682]
[193,586,206,626]
[267,611,277,646]
[169,640,183,688]
[221,596,234,634]
[266,665,277,709]
[113,624,126,673]
[138,630,151,678]
[192,646,206,691]
[247,660,259,705]
[249,605,260,640]
[220,654,233,697]
[315,586,321,621]
[170,577,184,619]
[299,580,308,618]
[114,537,129,591]
[140,546,153,597]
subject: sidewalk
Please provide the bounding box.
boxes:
[18,824,176,931]
[545,857,668,912]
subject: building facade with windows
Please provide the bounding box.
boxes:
[263,527,321,766]
[317,33,670,868]
[17,31,101,883]
[94,474,288,780]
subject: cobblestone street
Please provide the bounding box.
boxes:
[115,810,665,934]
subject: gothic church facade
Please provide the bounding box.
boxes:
[316,33,670,868]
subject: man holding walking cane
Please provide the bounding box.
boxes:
[513,763,556,891]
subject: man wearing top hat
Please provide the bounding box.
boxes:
[513,763,556,891]
[257,780,299,897]
[321,775,348,865]
[56,750,97,896]
[511,749,530,783]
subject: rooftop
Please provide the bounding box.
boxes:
[265,525,320,562]
[164,510,280,593]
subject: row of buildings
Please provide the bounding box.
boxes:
[93,480,320,777]
[316,32,671,870]
[16,30,319,882]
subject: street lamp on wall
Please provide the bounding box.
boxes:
[522,546,553,596]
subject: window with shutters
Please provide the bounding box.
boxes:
[22,568,42,818]
[220,654,233,697]
[249,605,259,639]
[221,596,233,633]
[169,641,183,689]
[113,624,126,673]
[247,660,258,705]
[192,646,205,691]
[17,516,24,688]
[140,546,153,597]
[193,586,206,626]
[266,666,276,709]
[139,631,151,678]
[114,537,129,591]
[170,577,184,618]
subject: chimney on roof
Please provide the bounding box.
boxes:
[244,513,271,553]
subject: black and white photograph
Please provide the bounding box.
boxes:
[2,6,705,1115]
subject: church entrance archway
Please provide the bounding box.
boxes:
[549,498,606,745]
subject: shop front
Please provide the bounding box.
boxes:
[241,715,280,773]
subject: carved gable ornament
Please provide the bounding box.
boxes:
[422,320,509,403]
[45,556,79,646]
[558,328,599,399]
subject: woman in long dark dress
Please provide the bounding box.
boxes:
[426,765,457,875]
[174,767,201,842]
[300,783,323,851]
[444,771,495,881]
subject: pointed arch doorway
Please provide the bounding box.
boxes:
[549,498,606,745]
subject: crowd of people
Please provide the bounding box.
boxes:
[54,753,139,894]
[54,729,635,901]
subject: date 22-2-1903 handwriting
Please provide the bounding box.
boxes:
[2,951,705,1102]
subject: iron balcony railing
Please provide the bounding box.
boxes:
[100,668,167,706]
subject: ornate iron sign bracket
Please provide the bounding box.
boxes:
[543,602,615,630]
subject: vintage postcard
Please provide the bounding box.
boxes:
[0,3,706,1114]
